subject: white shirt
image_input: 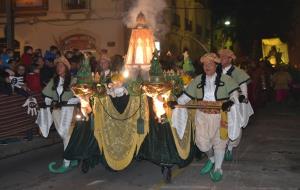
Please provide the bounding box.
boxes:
[222,64,232,74]
[57,77,64,100]
[203,73,216,101]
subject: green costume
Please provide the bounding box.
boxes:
[223,65,253,162]
[182,72,239,182]
[184,74,239,101]
[42,78,76,102]
[40,77,78,174]
[182,58,195,74]
[224,65,251,86]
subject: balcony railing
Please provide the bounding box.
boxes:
[62,0,91,11]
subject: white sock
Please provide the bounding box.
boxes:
[63,159,70,167]
[214,150,225,173]
[206,148,215,163]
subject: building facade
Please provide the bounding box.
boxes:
[0,0,126,56]
[163,0,211,59]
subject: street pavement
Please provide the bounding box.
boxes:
[0,103,300,190]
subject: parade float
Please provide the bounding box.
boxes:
[262,38,289,65]
[62,12,197,182]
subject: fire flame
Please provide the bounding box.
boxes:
[152,92,170,123]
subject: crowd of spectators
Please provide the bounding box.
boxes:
[0,45,109,98]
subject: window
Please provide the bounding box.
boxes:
[185,18,192,31]
[172,13,180,28]
[62,0,90,10]
[196,24,202,36]
[0,1,5,14]
[0,0,48,16]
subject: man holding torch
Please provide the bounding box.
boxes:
[218,49,254,161]
[169,53,242,182]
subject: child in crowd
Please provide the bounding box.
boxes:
[26,64,42,93]
[21,46,33,69]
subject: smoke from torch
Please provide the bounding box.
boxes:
[124,0,169,37]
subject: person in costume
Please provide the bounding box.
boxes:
[182,49,195,76]
[36,56,80,173]
[170,53,241,182]
[271,65,292,103]
[218,49,254,161]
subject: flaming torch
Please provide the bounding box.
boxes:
[143,50,172,123]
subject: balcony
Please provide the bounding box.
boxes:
[62,0,91,12]
[0,0,48,16]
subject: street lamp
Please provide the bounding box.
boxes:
[224,20,231,26]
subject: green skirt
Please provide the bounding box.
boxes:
[63,97,200,170]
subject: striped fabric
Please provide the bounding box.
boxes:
[0,93,43,139]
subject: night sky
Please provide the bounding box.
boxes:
[211,0,297,53]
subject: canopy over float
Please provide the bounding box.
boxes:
[125,12,156,80]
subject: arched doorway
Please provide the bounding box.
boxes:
[61,34,97,53]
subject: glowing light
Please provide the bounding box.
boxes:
[224,20,231,26]
[123,69,129,78]
[154,41,160,51]
[76,114,82,120]
[153,96,165,121]
[135,38,144,64]
[150,91,170,123]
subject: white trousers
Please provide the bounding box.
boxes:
[195,111,228,152]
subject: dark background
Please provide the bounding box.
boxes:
[211,0,297,54]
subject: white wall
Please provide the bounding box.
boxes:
[0,0,126,56]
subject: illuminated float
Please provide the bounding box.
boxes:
[125,12,155,80]
[66,12,195,183]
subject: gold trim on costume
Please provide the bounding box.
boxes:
[93,95,149,171]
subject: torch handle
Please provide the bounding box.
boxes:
[174,104,222,110]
